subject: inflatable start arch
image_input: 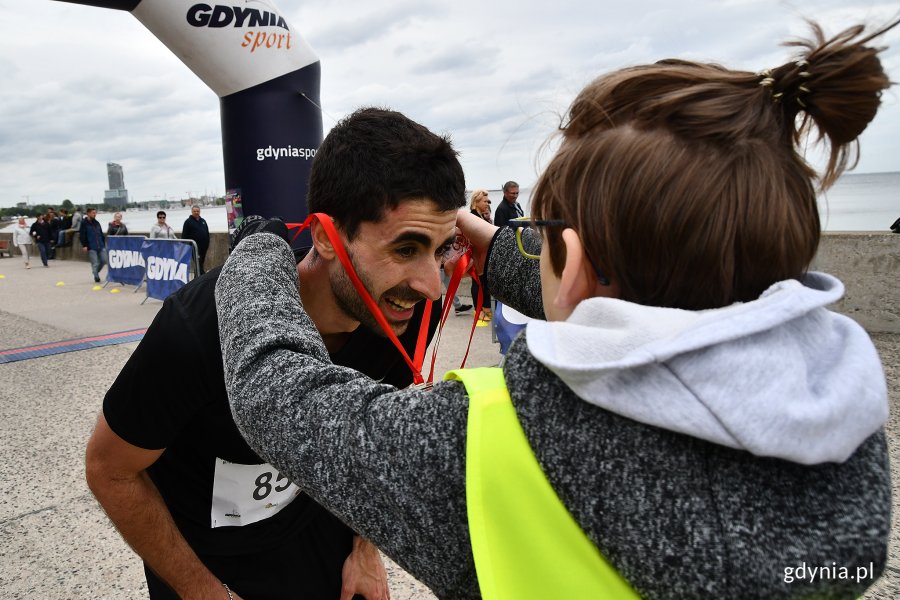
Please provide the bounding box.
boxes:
[55,0,323,242]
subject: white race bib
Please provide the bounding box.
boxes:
[211,458,301,528]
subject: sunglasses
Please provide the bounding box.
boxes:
[508,216,610,286]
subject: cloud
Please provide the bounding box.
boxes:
[1,0,898,209]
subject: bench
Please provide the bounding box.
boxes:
[0,239,11,258]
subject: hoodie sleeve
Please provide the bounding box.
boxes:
[485,226,545,319]
[215,233,480,600]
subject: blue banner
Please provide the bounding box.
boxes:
[141,239,193,301]
[107,236,147,286]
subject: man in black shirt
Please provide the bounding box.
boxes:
[492,180,524,228]
[182,205,211,274]
[84,107,465,599]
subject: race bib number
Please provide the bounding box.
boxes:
[211,458,301,528]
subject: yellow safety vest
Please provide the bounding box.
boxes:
[445,368,640,600]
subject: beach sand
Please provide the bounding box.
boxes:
[0,258,896,598]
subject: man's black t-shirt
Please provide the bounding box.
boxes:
[103,261,439,559]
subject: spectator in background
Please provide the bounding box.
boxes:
[29,214,51,267]
[80,208,108,283]
[14,217,32,269]
[181,205,210,274]
[468,189,492,320]
[150,211,176,239]
[107,212,129,236]
[70,207,83,234]
[493,180,523,228]
[58,209,72,246]
[47,208,60,259]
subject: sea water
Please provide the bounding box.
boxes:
[516,171,898,232]
[816,171,899,232]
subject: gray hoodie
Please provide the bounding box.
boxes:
[217,228,890,599]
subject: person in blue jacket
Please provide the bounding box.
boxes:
[79,207,107,282]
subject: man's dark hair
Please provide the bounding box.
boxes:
[308,107,466,240]
[157,211,167,218]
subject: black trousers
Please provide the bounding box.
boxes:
[144,509,362,599]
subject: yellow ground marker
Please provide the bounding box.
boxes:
[55,281,65,287]
[92,285,103,291]
[110,288,121,294]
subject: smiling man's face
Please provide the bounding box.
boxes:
[329,198,457,336]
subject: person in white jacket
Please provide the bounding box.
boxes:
[149,211,177,239]
[13,217,32,268]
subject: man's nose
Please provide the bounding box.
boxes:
[408,257,444,301]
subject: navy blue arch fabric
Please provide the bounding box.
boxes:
[220,62,322,246]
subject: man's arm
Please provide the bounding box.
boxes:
[85,414,240,600]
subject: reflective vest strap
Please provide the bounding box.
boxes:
[446,367,639,600]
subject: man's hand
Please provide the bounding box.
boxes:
[340,536,390,600]
[229,215,290,253]
[82,246,88,253]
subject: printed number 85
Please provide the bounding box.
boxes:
[253,471,291,500]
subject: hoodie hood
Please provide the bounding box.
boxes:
[526,272,887,465]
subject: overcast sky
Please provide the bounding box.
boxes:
[0,0,898,209]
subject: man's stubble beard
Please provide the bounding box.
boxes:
[329,251,423,338]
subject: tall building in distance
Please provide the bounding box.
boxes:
[104,162,129,209]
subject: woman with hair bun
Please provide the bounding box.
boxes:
[218,20,898,599]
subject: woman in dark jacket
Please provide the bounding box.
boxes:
[107,212,129,236]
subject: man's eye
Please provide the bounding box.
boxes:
[437,243,454,257]
[396,246,417,258]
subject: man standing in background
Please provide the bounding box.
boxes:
[181,205,210,274]
[493,180,523,228]
[79,208,107,283]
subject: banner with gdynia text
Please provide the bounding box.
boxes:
[141,239,194,301]
[54,0,322,244]
[107,235,148,286]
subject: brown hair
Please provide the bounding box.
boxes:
[532,20,896,310]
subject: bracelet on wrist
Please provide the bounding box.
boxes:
[222,582,234,600]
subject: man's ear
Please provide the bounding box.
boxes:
[310,219,338,260]
[554,228,600,310]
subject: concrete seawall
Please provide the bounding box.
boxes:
[811,233,900,333]
[4,230,897,332]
